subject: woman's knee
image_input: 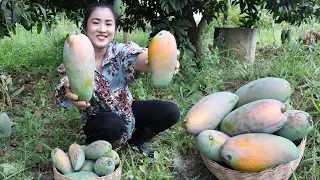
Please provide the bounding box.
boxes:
[84,112,125,143]
[163,101,180,126]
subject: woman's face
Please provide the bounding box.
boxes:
[85,7,116,51]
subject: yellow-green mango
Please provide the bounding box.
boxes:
[78,160,95,172]
[220,133,299,172]
[108,150,120,166]
[51,148,73,174]
[220,99,287,136]
[68,143,85,171]
[148,30,177,88]
[275,110,313,141]
[64,171,99,179]
[94,157,115,176]
[197,130,230,162]
[0,112,14,138]
[85,140,112,160]
[184,92,239,135]
[234,77,292,108]
[63,33,95,102]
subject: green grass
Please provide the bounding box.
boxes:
[0,18,319,180]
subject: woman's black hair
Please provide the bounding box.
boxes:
[83,1,119,32]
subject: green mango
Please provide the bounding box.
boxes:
[94,157,115,176]
[84,140,112,160]
[0,112,14,138]
[197,130,230,162]
[234,77,292,108]
[275,110,313,141]
[68,143,85,171]
[64,171,99,179]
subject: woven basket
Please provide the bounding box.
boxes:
[201,137,307,180]
[53,163,122,180]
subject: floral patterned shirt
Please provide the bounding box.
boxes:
[54,40,148,145]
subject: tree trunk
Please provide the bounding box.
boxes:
[123,31,128,44]
[224,0,228,25]
[187,12,207,59]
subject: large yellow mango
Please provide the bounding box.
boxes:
[220,133,299,172]
[148,30,177,88]
[63,34,95,102]
[184,92,239,135]
[234,77,292,108]
[220,99,287,136]
[51,148,73,174]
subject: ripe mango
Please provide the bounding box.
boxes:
[220,99,287,136]
[85,140,112,160]
[94,157,115,176]
[148,30,177,88]
[51,148,73,174]
[79,160,95,172]
[68,143,85,171]
[63,33,95,102]
[185,92,239,135]
[197,130,230,162]
[220,133,299,172]
[64,171,99,179]
[234,77,292,108]
[108,150,120,166]
[275,110,313,141]
[0,112,14,138]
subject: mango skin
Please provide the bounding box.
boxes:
[78,160,95,172]
[197,130,230,162]
[64,171,99,179]
[0,112,14,138]
[148,30,177,88]
[108,150,120,166]
[68,143,85,171]
[220,133,299,172]
[94,157,115,176]
[275,110,313,141]
[63,33,95,102]
[85,140,112,160]
[185,92,239,135]
[234,77,292,108]
[51,148,73,174]
[220,99,287,136]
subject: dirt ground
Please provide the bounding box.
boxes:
[173,147,218,180]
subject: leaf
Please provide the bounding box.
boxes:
[37,23,42,34]
[154,151,160,160]
[1,0,9,11]
[33,3,47,19]
[12,6,21,23]
[10,85,24,97]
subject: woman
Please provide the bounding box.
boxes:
[54,1,180,158]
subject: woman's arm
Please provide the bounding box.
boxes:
[134,53,150,73]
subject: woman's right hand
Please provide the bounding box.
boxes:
[63,81,91,110]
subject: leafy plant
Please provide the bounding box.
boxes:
[0,73,24,108]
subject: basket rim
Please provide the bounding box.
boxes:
[53,162,122,180]
[200,136,307,175]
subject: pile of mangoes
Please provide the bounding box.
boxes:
[52,140,120,178]
[184,77,313,172]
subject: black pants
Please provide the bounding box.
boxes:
[83,100,180,144]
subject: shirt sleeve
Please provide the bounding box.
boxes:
[54,64,74,109]
[119,41,148,83]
